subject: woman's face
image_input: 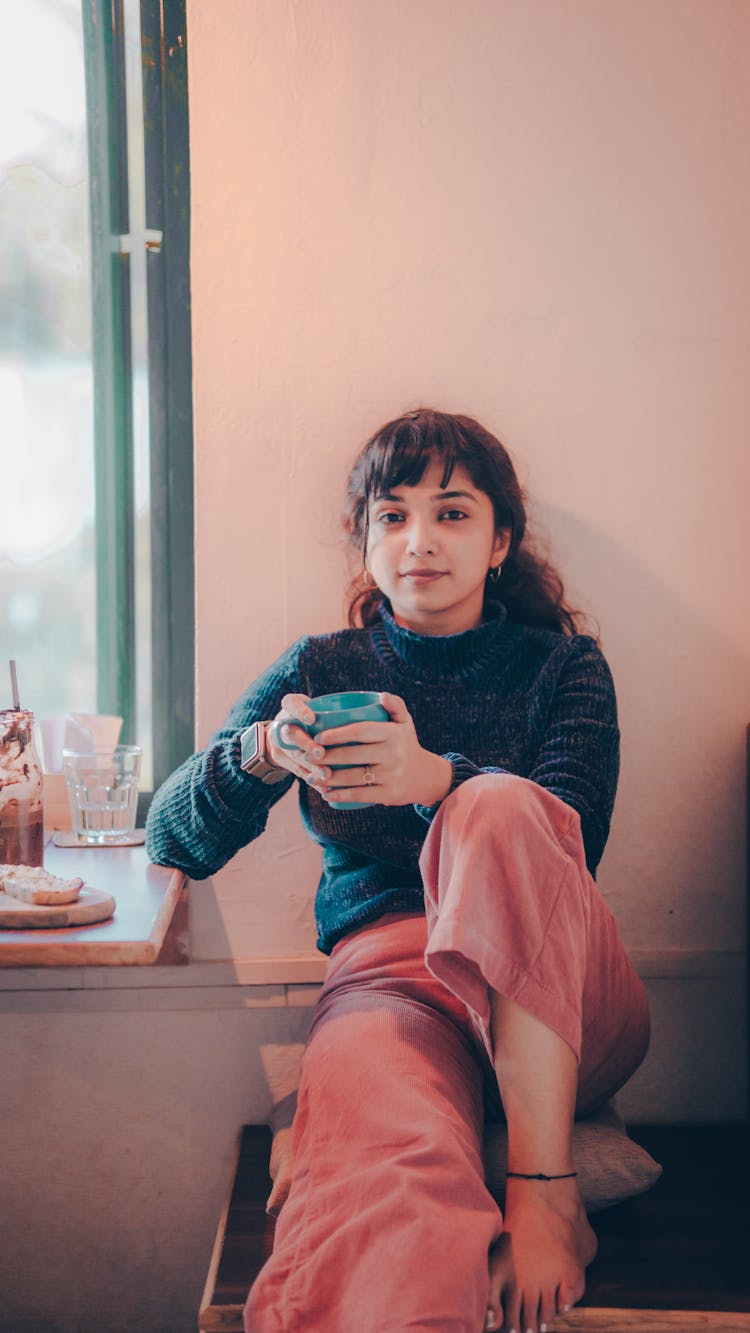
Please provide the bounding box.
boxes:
[366,458,511,636]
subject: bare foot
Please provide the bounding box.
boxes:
[484,1177,597,1333]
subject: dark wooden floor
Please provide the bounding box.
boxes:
[201,1123,750,1329]
[579,1125,749,1313]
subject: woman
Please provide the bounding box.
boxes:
[146,409,650,1333]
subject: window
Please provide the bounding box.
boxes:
[0,0,194,810]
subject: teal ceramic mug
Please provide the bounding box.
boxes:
[268,691,388,809]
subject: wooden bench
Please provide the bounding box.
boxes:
[200,1123,750,1332]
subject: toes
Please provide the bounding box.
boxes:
[556,1276,584,1315]
[485,1298,507,1333]
[520,1289,541,1333]
[487,1235,513,1333]
[502,1290,522,1333]
[539,1290,557,1331]
[486,1293,515,1332]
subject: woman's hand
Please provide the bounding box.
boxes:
[266,1126,294,1217]
[313,692,453,808]
[265,694,331,789]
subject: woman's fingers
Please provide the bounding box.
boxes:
[283,749,328,782]
[325,779,379,803]
[265,697,396,795]
[267,695,327,778]
[278,721,316,749]
[266,1125,295,1216]
[266,1161,293,1216]
[315,721,389,746]
[378,691,410,722]
[316,741,385,767]
[267,724,319,770]
[280,693,316,725]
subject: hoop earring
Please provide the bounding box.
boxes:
[488,563,503,583]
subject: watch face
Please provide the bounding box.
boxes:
[240,724,262,770]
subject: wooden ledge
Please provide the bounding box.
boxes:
[0,844,185,967]
[553,1317,750,1331]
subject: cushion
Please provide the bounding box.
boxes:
[483,1102,662,1214]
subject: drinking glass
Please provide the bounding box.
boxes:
[62,745,141,844]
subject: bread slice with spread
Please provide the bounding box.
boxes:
[0,865,83,906]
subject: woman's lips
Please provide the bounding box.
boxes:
[401,571,446,583]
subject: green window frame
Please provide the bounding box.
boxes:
[82,0,194,813]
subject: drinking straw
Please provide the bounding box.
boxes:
[9,660,20,710]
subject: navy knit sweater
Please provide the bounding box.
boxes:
[145,598,620,954]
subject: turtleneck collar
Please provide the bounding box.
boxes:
[371,596,512,679]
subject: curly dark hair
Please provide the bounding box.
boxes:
[342,408,594,638]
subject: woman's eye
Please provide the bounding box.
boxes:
[440,509,468,521]
[377,511,404,524]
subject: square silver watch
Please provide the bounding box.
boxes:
[239,721,289,784]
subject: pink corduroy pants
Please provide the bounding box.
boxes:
[244,774,651,1333]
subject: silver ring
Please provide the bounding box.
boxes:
[363,765,375,786]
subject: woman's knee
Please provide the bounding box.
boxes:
[419,771,586,915]
[439,772,570,834]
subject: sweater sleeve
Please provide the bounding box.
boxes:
[414,636,620,876]
[145,639,310,878]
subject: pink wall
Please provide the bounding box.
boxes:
[187,1,750,983]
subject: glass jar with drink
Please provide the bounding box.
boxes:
[0,706,44,867]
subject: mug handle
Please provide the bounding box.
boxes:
[267,718,305,752]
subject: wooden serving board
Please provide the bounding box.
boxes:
[0,886,116,930]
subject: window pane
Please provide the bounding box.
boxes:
[0,0,154,790]
[0,0,96,720]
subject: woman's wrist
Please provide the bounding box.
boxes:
[417,752,453,808]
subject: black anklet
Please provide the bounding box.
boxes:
[506,1170,578,1181]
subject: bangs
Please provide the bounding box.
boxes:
[363,414,472,502]
[347,408,516,556]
